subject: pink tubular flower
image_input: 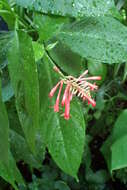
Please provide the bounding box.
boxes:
[83,93,96,107]
[80,76,102,81]
[79,81,98,91]
[61,84,70,106]
[54,81,63,112]
[64,86,71,120]
[49,81,61,98]
[49,67,101,120]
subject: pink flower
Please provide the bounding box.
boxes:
[49,81,61,98]
[64,85,71,120]
[80,76,102,81]
[54,81,63,112]
[83,94,96,107]
[61,84,70,106]
[49,67,101,120]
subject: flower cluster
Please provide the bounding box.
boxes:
[49,67,101,120]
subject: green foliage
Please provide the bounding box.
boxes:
[0,0,127,189]
[101,110,127,172]
[58,16,127,63]
[38,55,85,178]
[14,0,116,18]
[8,30,40,153]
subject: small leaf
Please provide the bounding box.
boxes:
[58,16,127,64]
[38,55,85,178]
[8,30,40,152]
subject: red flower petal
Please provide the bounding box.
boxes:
[54,81,63,112]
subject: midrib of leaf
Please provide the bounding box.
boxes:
[45,55,74,174]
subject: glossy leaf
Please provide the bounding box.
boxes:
[15,0,116,18]
[101,110,127,172]
[111,135,127,171]
[8,30,40,152]
[112,109,127,142]
[0,86,24,189]
[38,55,85,178]
[58,16,127,64]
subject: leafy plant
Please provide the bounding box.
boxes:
[0,0,127,189]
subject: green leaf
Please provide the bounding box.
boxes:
[58,16,127,64]
[0,79,9,165]
[34,13,68,41]
[112,109,127,142]
[111,135,127,171]
[0,84,24,189]
[32,41,44,62]
[15,0,116,18]
[101,110,127,172]
[8,30,40,152]
[38,55,85,178]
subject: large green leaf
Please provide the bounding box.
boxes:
[101,110,127,172]
[0,81,24,189]
[8,30,40,152]
[15,0,116,18]
[0,79,9,165]
[38,55,85,178]
[58,16,127,64]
